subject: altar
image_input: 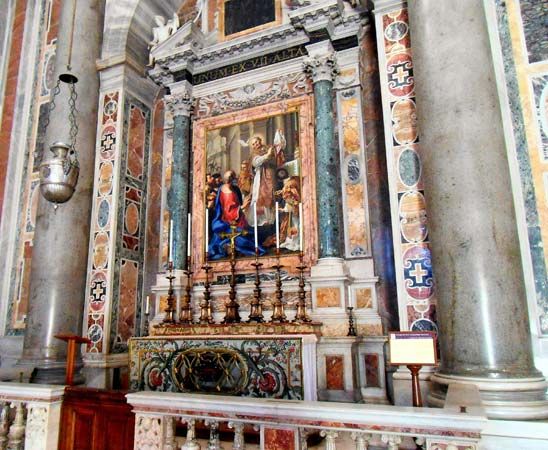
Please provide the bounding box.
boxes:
[129,323,320,400]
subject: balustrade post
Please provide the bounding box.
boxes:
[228,421,245,450]
[0,402,8,449]
[7,402,25,450]
[320,430,339,450]
[381,434,402,450]
[350,431,371,450]
[181,417,201,450]
[163,416,176,450]
[298,428,310,450]
[204,419,221,450]
[134,415,163,450]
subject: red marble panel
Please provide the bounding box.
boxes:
[364,354,380,388]
[325,355,345,390]
[126,104,146,179]
[263,428,295,450]
[0,0,27,215]
[117,259,138,343]
[144,99,164,289]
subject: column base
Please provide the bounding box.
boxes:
[429,372,548,420]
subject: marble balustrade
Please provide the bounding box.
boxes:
[127,391,488,450]
[0,382,64,450]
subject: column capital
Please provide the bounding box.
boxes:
[165,92,193,117]
[303,44,339,84]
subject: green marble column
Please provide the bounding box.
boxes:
[166,93,193,270]
[305,51,343,258]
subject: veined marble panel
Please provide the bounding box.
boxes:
[377,7,437,332]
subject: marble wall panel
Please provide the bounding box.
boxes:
[337,88,370,258]
[364,353,379,388]
[519,0,548,64]
[377,8,437,332]
[359,25,398,331]
[5,0,60,334]
[496,0,548,336]
[316,287,341,308]
[325,355,345,390]
[85,91,119,352]
[107,96,151,353]
[143,99,164,313]
[264,428,296,450]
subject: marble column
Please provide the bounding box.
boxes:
[304,42,343,259]
[20,0,102,383]
[165,89,193,270]
[407,0,548,418]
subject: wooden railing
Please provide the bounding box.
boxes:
[126,391,487,449]
[0,382,64,450]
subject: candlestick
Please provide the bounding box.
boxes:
[168,219,174,263]
[299,202,303,252]
[163,261,176,323]
[179,255,193,324]
[270,248,287,323]
[199,252,214,324]
[253,203,258,249]
[187,213,192,256]
[293,251,311,323]
[275,202,280,249]
[248,248,264,323]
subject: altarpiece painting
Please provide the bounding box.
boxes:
[191,97,316,277]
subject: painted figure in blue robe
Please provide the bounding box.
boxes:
[208,170,265,260]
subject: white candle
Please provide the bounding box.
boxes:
[168,219,174,263]
[253,203,258,249]
[205,208,209,254]
[187,213,192,256]
[145,295,150,315]
[275,202,280,249]
[299,202,303,252]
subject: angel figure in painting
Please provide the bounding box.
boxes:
[208,170,265,260]
[148,13,180,66]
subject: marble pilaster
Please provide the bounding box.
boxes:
[20,0,103,383]
[407,0,548,418]
[165,86,193,270]
[304,42,343,259]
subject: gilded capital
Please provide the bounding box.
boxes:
[165,92,193,117]
[303,53,339,83]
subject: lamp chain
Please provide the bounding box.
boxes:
[68,83,79,154]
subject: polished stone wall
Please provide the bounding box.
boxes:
[494,1,548,348]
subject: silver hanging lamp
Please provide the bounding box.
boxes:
[39,0,80,207]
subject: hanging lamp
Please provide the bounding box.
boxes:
[39,0,80,207]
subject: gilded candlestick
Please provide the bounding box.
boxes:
[248,249,264,323]
[179,256,193,324]
[293,251,311,323]
[347,306,357,337]
[163,261,176,323]
[270,248,287,323]
[199,252,214,324]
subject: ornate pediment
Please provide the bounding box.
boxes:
[148,0,368,89]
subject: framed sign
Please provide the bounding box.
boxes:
[388,331,437,366]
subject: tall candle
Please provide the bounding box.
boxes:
[187,213,192,256]
[253,203,258,249]
[205,208,209,254]
[299,202,303,252]
[145,295,150,315]
[275,202,280,249]
[168,219,174,263]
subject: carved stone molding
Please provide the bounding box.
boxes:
[303,53,339,83]
[165,92,193,117]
